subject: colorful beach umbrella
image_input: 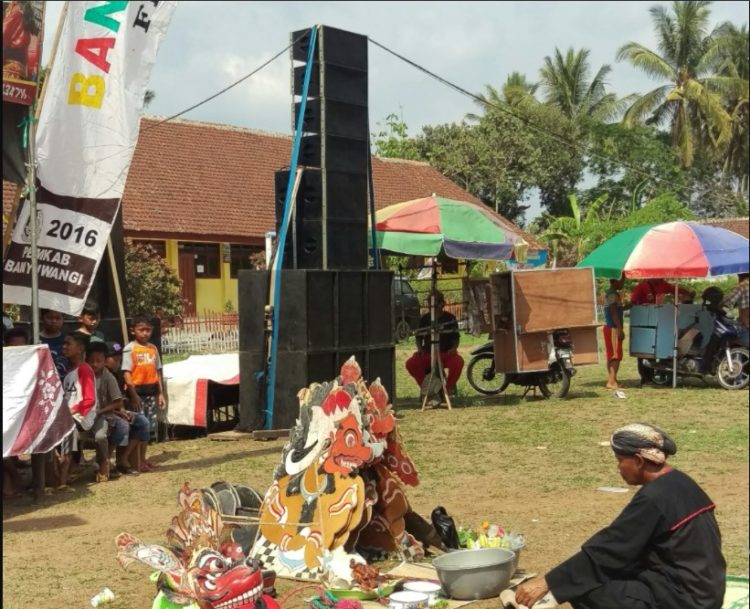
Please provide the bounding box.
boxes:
[371,196,524,260]
[578,221,749,279]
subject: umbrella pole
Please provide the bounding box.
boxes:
[673,284,678,389]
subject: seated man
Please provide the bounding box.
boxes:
[405,291,464,398]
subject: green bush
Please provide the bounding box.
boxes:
[124,240,184,318]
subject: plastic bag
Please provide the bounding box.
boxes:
[431,506,460,549]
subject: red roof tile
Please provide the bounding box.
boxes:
[700,217,749,240]
[3,116,543,249]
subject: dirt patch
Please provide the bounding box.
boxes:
[3,356,748,609]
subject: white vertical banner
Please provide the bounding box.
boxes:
[3,1,177,315]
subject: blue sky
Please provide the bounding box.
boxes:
[41,1,749,220]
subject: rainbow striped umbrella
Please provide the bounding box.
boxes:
[578,221,749,279]
[371,196,523,260]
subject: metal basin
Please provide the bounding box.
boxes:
[432,548,515,600]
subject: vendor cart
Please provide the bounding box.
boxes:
[489,267,600,373]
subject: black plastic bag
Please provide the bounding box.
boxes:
[431,506,460,549]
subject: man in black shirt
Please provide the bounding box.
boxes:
[515,423,726,609]
[405,291,464,397]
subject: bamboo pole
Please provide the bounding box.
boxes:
[107,237,128,345]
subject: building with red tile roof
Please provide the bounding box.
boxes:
[3,117,544,314]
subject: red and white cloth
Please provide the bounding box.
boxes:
[163,354,239,427]
[3,344,74,457]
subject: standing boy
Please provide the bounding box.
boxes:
[39,308,68,378]
[603,278,627,389]
[122,316,165,449]
[76,301,106,343]
[57,333,97,491]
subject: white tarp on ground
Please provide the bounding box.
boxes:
[163,353,239,427]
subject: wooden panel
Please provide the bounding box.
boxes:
[513,268,597,334]
[517,332,550,371]
[489,272,514,332]
[493,330,518,373]
[568,327,599,366]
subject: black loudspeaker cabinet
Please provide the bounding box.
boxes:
[295,99,368,141]
[238,270,393,352]
[294,62,367,106]
[275,169,369,270]
[292,26,367,71]
[237,269,395,431]
[239,347,395,431]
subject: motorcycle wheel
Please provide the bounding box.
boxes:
[538,364,571,399]
[466,353,507,395]
[651,369,674,386]
[395,320,411,343]
[716,347,750,390]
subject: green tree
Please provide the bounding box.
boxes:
[585,122,686,212]
[124,241,184,318]
[709,22,749,195]
[616,1,735,167]
[372,113,420,160]
[539,47,629,123]
[539,193,611,266]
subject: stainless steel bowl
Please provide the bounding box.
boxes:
[432,548,516,600]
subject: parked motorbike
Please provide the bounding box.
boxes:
[466,329,576,398]
[640,289,749,390]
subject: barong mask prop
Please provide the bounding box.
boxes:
[116,484,280,609]
[253,357,424,581]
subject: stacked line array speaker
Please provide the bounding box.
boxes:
[237,270,395,430]
[275,25,369,270]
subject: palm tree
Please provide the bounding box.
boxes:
[709,23,749,194]
[616,1,736,167]
[539,48,627,123]
[540,193,611,266]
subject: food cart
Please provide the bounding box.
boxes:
[489,267,600,372]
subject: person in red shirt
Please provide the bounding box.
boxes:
[56,333,97,491]
[630,278,695,306]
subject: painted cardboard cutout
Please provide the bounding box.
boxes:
[252,357,424,582]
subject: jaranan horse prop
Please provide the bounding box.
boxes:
[251,357,429,583]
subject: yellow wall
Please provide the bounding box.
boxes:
[143,239,241,315]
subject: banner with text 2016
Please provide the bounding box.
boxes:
[2,1,177,316]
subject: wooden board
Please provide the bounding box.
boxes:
[517,332,550,372]
[568,326,600,366]
[513,268,597,334]
[493,330,518,373]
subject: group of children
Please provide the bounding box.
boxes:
[3,304,167,496]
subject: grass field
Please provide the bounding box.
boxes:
[2,344,748,609]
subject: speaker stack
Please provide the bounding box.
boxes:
[238,26,395,431]
[275,25,369,270]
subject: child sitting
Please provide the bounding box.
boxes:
[39,308,68,379]
[56,333,97,491]
[105,341,150,474]
[86,342,131,482]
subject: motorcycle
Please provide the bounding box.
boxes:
[466,329,576,398]
[640,296,749,390]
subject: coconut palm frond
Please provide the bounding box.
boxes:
[616,42,676,82]
[622,85,672,126]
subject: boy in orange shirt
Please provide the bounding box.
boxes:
[121,316,165,463]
